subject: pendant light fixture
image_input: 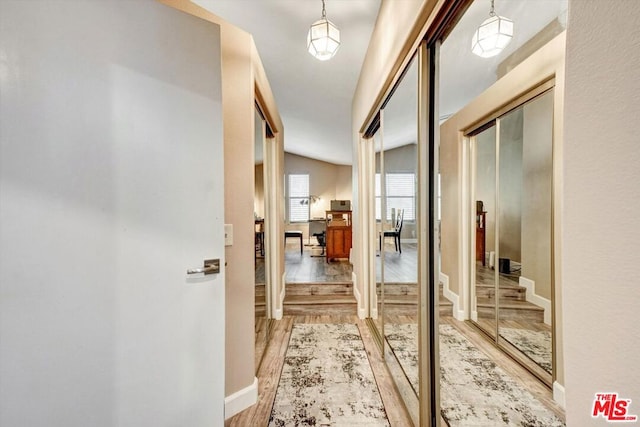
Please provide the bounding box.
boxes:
[307,0,340,61]
[471,0,514,58]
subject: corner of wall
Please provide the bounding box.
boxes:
[353,272,366,319]
[518,276,552,325]
[224,377,258,420]
[440,272,465,321]
[553,381,566,409]
[273,272,286,320]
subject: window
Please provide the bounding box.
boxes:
[288,174,309,222]
[375,172,416,221]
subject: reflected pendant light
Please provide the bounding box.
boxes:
[471,0,514,58]
[307,0,340,61]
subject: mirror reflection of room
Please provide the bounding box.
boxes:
[469,91,555,381]
[372,128,384,342]
[437,0,565,424]
[472,124,498,339]
[378,57,421,400]
[497,91,554,379]
[254,106,269,371]
[282,152,354,315]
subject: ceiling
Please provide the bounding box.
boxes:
[193,0,380,165]
[440,0,568,119]
[193,0,567,165]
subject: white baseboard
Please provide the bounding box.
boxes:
[440,272,465,321]
[519,276,552,325]
[353,273,366,319]
[471,310,478,322]
[274,273,286,320]
[553,381,566,409]
[225,377,258,419]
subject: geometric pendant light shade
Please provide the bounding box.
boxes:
[471,0,514,58]
[307,0,340,61]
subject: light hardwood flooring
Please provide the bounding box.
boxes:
[281,240,416,284]
[227,313,564,427]
[472,262,552,380]
[441,315,564,421]
[244,242,562,425]
[284,242,353,283]
[227,315,413,427]
[377,243,418,283]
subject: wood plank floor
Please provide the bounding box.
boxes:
[441,315,564,421]
[284,243,353,283]
[243,241,563,425]
[279,240,417,284]
[227,313,564,426]
[377,243,418,283]
[227,315,413,427]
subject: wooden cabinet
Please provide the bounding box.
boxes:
[325,210,352,262]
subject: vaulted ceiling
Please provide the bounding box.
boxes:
[193,0,567,165]
[194,0,380,165]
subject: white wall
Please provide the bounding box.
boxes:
[475,127,497,254]
[376,144,418,239]
[335,165,353,201]
[284,153,352,239]
[0,2,225,425]
[498,109,524,262]
[521,92,553,300]
[351,0,432,319]
[255,164,265,218]
[563,0,640,424]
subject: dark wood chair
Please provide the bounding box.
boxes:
[312,231,326,256]
[379,209,404,253]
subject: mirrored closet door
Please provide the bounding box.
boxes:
[367,53,421,424]
[255,105,272,371]
[470,88,555,384]
[370,126,384,347]
[382,55,419,400]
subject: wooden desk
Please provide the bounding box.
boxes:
[325,210,352,262]
[284,230,303,254]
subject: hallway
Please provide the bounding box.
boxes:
[250,241,564,425]
[229,313,565,426]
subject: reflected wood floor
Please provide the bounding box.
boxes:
[284,242,353,283]
[441,316,564,421]
[259,241,417,284]
[377,243,418,283]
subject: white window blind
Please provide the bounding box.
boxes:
[375,173,416,221]
[288,174,309,222]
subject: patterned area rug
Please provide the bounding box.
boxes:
[499,327,552,374]
[269,323,389,427]
[385,323,565,426]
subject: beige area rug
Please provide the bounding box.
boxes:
[269,323,389,427]
[385,323,565,426]
[499,327,552,374]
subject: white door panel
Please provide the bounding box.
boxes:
[0,1,225,426]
